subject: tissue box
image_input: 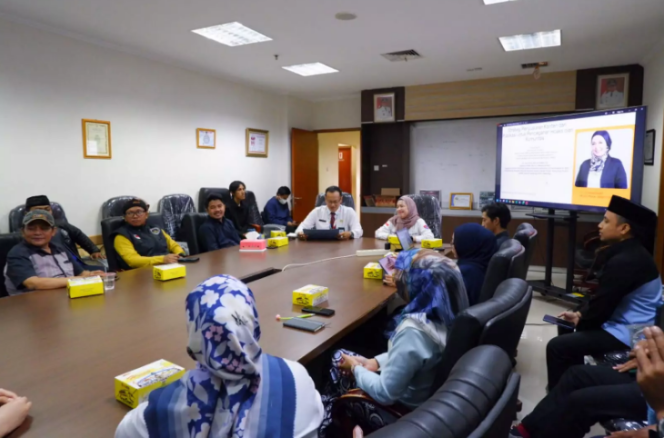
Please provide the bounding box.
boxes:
[153,264,186,281]
[267,236,289,248]
[270,230,287,238]
[68,276,104,299]
[115,359,185,409]
[240,240,267,252]
[292,284,329,307]
[422,238,443,249]
[387,234,402,250]
[363,262,383,280]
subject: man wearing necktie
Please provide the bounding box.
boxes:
[295,186,363,240]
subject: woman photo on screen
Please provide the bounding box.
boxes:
[575,130,628,189]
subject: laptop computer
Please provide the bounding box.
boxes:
[303,229,341,240]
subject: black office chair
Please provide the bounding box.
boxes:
[478,239,525,303]
[403,194,443,239]
[244,191,263,227]
[0,233,22,298]
[157,194,195,240]
[367,345,519,438]
[198,188,230,212]
[9,202,68,232]
[514,223,538,274]
[102,196,142,220]
[180,213,209,255]
[315,192,355,209]
[101,214,165,271]
[479,278,533,362]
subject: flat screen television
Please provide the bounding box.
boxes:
[495,106,647,213]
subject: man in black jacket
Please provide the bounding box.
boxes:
[25,195,104,261]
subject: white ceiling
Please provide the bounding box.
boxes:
[1,0,663,101]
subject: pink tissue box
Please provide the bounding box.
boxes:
[240,240,267,252]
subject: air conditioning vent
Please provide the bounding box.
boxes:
[381,50,423,62]
[522,61,548,69]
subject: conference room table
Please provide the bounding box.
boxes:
[0,238,398,437]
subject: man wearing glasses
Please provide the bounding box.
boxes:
[113,199,184,269]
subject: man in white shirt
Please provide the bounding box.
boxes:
[296,186,363,240]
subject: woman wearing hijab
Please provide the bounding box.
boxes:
[115,275,324,438]
[375,197,434,242]
[319,249,468,434]
[452,223,498,305]
[575,130,628,189]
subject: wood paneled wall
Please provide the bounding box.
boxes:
[361,123,410,196]
[404,71,577,121]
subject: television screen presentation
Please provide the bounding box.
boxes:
[495,106,647,213]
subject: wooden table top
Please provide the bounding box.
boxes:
[0,238,393,438]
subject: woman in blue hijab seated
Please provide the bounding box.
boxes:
[452,223,498,305]
[319,249,468,434]
[115,275,324,438]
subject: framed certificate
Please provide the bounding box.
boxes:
[197,128,216,149]
[246,128,269,158]
[82,119,112,159]
[450,193,473,210]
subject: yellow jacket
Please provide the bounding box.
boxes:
[114,232,184,269]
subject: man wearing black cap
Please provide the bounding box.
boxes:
[4,210,105,295]
[546,195,661,389]
[112,199,185,270]
[25,195,104,261]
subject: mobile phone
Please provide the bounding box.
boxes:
[302,306,335,317]
[378,257,395,275]
[178,257,200,263]
[543,314,575,330]
[283,318,326,333]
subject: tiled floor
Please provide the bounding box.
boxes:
[518,267,605,437]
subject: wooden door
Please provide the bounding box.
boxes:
[291,128,319,222]
[338,147,352,194]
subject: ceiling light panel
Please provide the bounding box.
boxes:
[282,63,339,77]
[192,22,272,47]
[499,30,561,51]
[483,0,517,4]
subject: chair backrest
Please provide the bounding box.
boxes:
[479,278,533,361]
[101,214,165,271]
[244,191,263,226]
[478,239,525,303]
[102,196,141,220]
[179,213,209,255]
[157,194,195,240]
[9,202,68,233]
[0,233,22,298]
[403,194,443,239]
[504,238,527,281]
[315,192,355,210]
[514,223,538,273]
[197,188,231,212]
[369,345,519,438]
[432,289,521,393]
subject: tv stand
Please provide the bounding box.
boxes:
[526,209,585,305]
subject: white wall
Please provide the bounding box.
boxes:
[642,43,664,212]
[313,97,362,130]
[0,17,313,234]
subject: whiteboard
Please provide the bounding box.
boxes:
[410,116,536,209]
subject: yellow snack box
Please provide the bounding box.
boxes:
[270,230,287,238]
[67,276,104,299]
[292,284,329,307]
[267,236,289,248]
[387,235,402,250]
[153,263,186,281]
[115,359,185,409]
[363,262,383,280]
[421,238,443,249]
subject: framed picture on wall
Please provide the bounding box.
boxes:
[450,193,473,210]
[246,128,269,157]
[645,129,656,166]
[82,119,112,159]
[596,73,629,109]
[197,128,216,149]
[374,93,395,123]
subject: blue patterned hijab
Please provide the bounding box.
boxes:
[143,275,297,438]
[454,223,498,305]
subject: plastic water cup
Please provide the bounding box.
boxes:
[103,273,117,291]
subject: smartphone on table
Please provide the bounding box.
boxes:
[283,318,326,333]
[543,314,575,330]
[302,307,335,317]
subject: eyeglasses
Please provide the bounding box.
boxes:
[125,211,146,217]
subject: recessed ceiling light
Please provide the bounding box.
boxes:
[499,30,561,52]
[483,0,518,4]
[282,63,339,77]
[335,12,357,21]
[192,22,272,47]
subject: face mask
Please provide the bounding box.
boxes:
[278,198,288,205]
